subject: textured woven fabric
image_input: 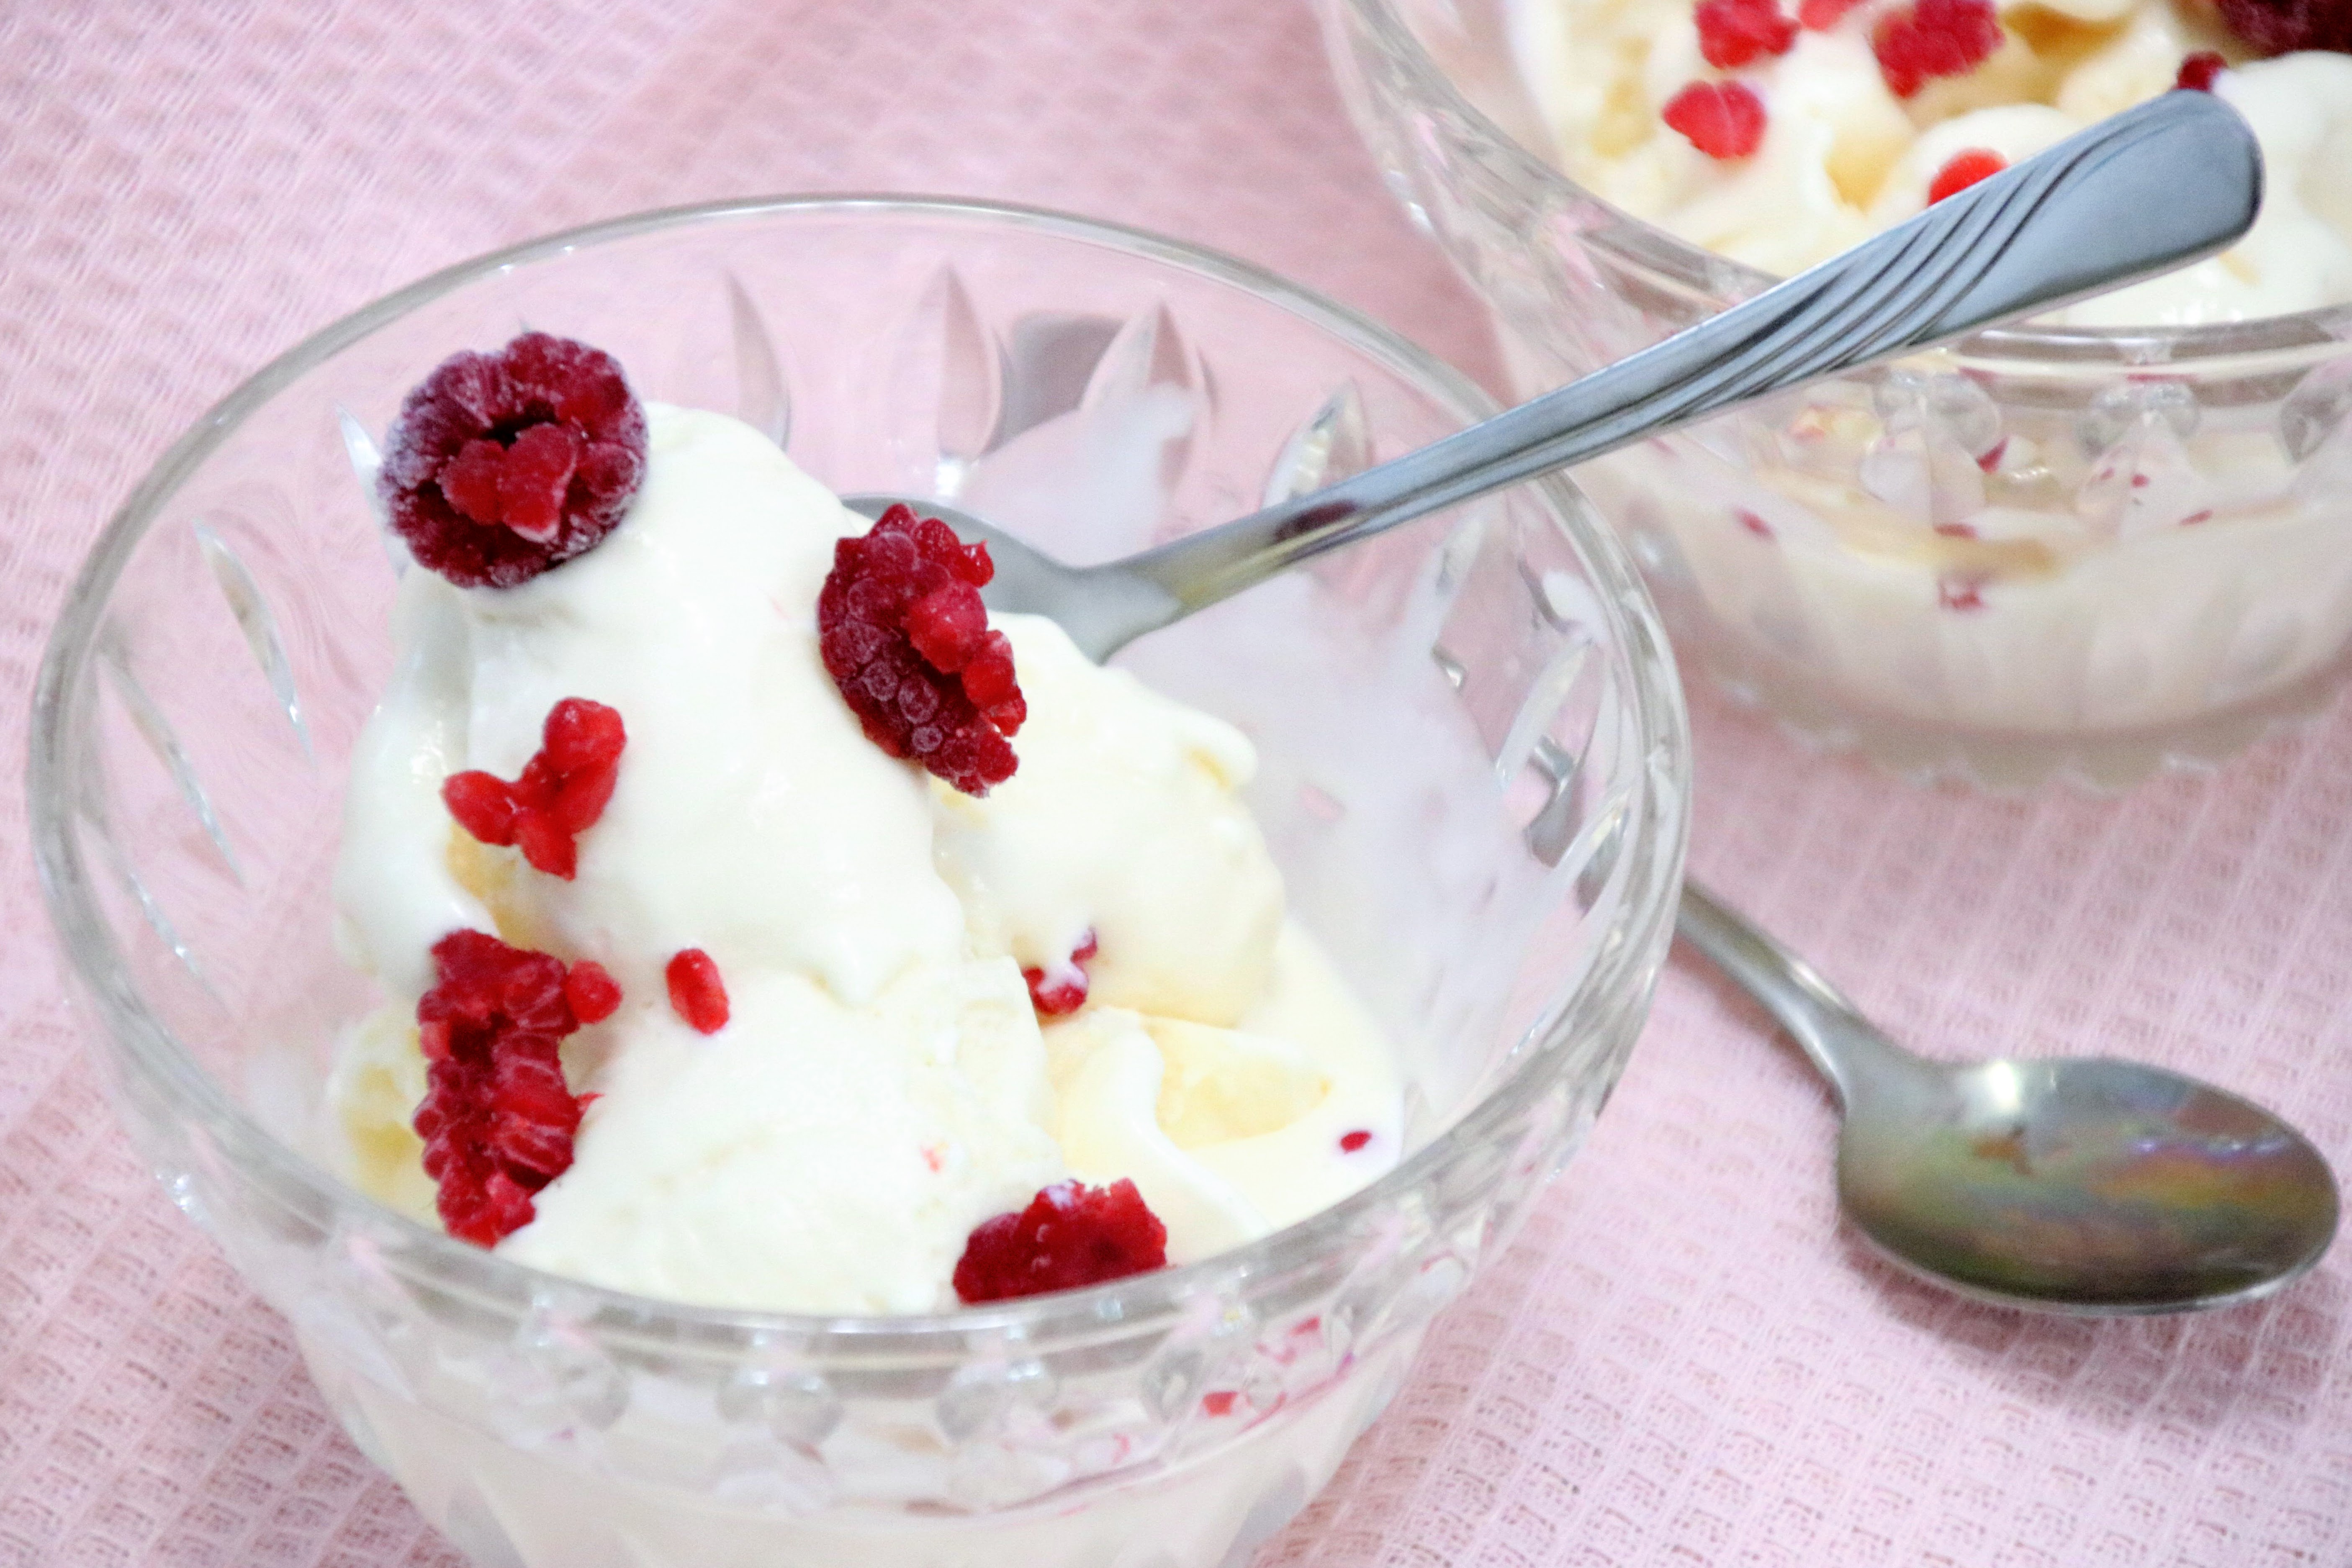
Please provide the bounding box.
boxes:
[4,3,2349,1564]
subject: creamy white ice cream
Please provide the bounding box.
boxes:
[329,403,1401,1312]
[1513,0,2352,324]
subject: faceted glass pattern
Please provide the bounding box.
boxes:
[30,200,1689,1568]
[1318,0,2352,790]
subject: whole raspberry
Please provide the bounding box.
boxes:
[1662,81,1769,160]
[1872,0,2002,97]
[411,929,594,1247]
[666,948,730,1034]
[379,333,648,589]
[2173,50,2228,90]
[952,1179,1169,1304]
[442,697,627,880]
[817,504,1026,796]
[1928,147,2007,204]
[1023,931,1099,1017]
[1696,0,1799,67]
[2216,0,2352,52]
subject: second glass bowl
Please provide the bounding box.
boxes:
[31,197,1688,1568]
[1319,0,2352,790]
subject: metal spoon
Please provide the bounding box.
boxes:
[848,92,2260,663]
[1677,882,2338,1314]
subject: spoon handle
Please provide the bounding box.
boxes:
[1675,881,1933,1109]
[1121,91,2259,614]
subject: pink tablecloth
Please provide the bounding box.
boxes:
[5,3,2350,1563]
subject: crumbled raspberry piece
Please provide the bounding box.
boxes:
[952,1179,1169,1304]
[1928,148,2008,204]
[817,504,1025,796]
[1696,0,1799,66]
[1339,1130,1373,1153]
[379,333,647,589]
[666,948,730,1034]
[442,697,626,880]
[2173,51,2227,90]
[1201,1391,1239,1417]
[1872,0,2002,97]
[1662,82,1768,160]
[1736,508,1775,540]
[1023,931,1099,1017]
[1939,576,1988,612]
[564,960,622,1024]
[2217,0,2350,53]
[411,930,592,1246]
[1798,0,1867,26]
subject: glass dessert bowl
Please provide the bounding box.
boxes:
[1318,0,2352,789]
[29,198,1689,1568]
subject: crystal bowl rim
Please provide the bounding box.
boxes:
[1339,0,2352,365]
[28,192,1689,1351]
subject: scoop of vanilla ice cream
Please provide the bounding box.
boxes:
[931,616,1284,1029]
[1517,0,2352,325]
[330,403,1403,1311]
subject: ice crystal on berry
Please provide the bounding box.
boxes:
[379,333,647,589]
[1023,931,1099,1017]
[1696,0,1798,67]
[666,948,730,1034]
[1928,148,2007,204]
[1871,0,2002,97]
[952,1179,1169,1304]
[443,697,627,880]
[2217,0,2351,53]
[817,503,1025,795]
[1662,81,1768,160]
[412,930,594,1247]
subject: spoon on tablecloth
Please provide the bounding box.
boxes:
[844,95,2338,1310]
[1676,883,2337,1314]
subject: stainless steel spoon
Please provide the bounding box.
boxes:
[847,92,2260,663]
[1677,882,2338,1314]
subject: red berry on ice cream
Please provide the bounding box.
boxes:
[2217,0,2351,53]
[1023,931,1099,1017]
[2173,51,2227,90]
[666,948,730,1034]
[411,930,594,1247]
[1695,0,1799,67]
[564,960,623,1025]
[1928,148,2007,204]
[817,503,1026,795]
[1797,0,1867,27]
[1871,0,2002,98]
[1662,81,1769,160]
[952,1179,1170,1303]
[1339,1130,1373,1153]
[442,697,626,880]
[379,333,648,589]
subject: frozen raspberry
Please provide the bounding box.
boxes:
[1797,0,1867,27]
[411,930,594,1247]
[379,333,648,589]
[442,697,626,880]
[1023,931,1099,1017]
[817,503,1026,796]
[2173,50,2228,90]
[952,1179,1169,1304]
[564,960,623,1025]
[2217,0,2351,52]
[1339,1130,1373,1153]
[1662,82,1768,160]
[1872,0,2002,97]
[1696,0,1799,66]
[666,948,729,1034]
[1928,148,2008,204]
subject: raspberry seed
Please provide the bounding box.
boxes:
[666,949,730,1034]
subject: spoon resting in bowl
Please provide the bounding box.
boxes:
[845,91,2259,662]
[1676,882,2338,1314]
